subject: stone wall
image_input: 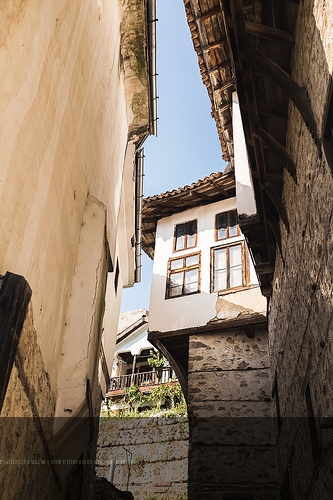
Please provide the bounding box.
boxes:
[267,1,333,498]
[187,328,279,500]
[0,307,62,499]
[96,417,189,500]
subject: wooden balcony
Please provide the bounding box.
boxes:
[107,367,177,398]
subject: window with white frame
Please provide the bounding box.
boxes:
[174,219,197,251]
[212,242,248,292]
[166,252,200,298]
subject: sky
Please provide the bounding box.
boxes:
[120,0,227,313]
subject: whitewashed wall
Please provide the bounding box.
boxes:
[149,197,266,333]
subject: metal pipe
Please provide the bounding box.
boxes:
[107,459,116,484]
[134,148,144,283]
[147,0,158,136]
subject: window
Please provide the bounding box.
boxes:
[174,220,197,251]
[215,210,239,240]
[212,242,248,292]
[166,252,200,298]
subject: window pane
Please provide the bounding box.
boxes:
[229,245,243,287]
[169,271,183,297]
[214,248,227,291]
[229,210,238,236]
[215,247,226,270]
[214,269,227,291]
[184,269,198,294]
[187,220,197,248]
[216,213,227,239]
[229,244,241,267]
[175,224,185,250]
[186,254,199,267]
[170,258,183,270]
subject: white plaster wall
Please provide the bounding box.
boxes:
[233,92,257,217]
[0,0,139,390]
[111,325,153,377]
[149,198,266,333]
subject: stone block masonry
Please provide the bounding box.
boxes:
[187,328,280,500]
[96,416,189,500]
[266,1,333,499]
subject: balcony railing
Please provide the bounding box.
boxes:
[109,367,176,392]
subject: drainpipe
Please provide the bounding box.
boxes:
[134,148,144,283]
[147,0,158,136]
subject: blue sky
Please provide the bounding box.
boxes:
[120,0,227,312]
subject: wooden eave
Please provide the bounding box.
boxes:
[184,0,302,296]
[142,170,235,259]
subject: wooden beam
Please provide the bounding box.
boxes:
[148,313,267,339]
[197,6,221,23]
[263,181,289,231]
[189,190,211,202]
[256,101,288,118]
[244,20,294,45]
[208,59,232,73]
[239,46,321,148]
[208,180,229,197]
[213,79,234,92]
[254,127,297,182]
[255,262,275,274]
[265,215,282,257]
[203,40,226,52]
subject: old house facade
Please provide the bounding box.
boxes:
[142,171,279,499]
[0,1,156,498]
[182,0,333,499]
[106,309,176,406]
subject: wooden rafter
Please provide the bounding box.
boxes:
[196,6,221,22]
[263,181,289,231]
[240,46,321,148]
[244,20,294,45]
[254,127,297,182]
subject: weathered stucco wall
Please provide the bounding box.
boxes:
[0,0,151,496]
[96,417,189,500]
[187,328,279,500]
[267,1,333,498]
[0,0,149,391]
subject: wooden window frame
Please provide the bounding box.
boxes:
[211,241,249,293]
[215,210,240,241]
[173,219,198,252]
[166,251,201,299]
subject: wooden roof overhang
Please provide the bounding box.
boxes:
[184,0,319,296]
[142,170,235,259]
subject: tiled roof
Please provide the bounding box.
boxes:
[117,309,148,337]
[142,168,235,259]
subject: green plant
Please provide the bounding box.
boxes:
[124,385,142,414]
[150,384,172,409]
[147,350,166,369]
[133,457,145,475]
